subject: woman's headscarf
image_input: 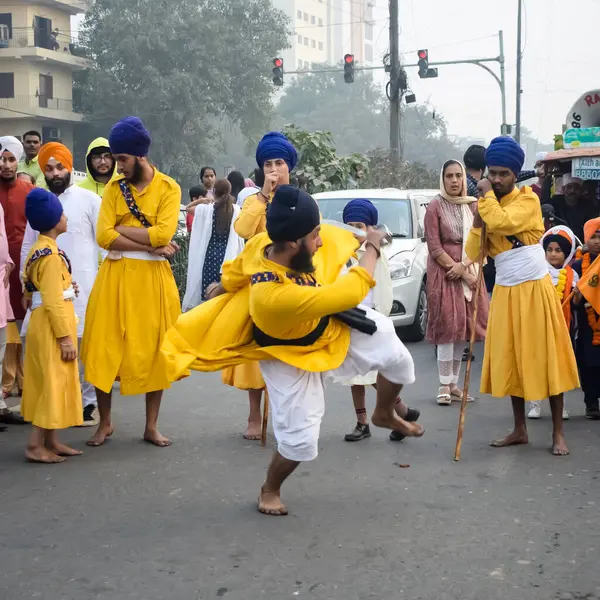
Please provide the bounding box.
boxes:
[439,160,476,205]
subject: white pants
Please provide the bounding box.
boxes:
[260,307,415,462]
[437,342,464,386]
[20,331,96,409]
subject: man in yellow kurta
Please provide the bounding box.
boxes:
[225,132,299,439]
[81,117,182,448]
[466,136,579,456]
[161,186,424,516]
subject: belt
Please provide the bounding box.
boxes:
[107,250,166,262]
[31,285,75,311]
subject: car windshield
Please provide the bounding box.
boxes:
[316,197,412,238]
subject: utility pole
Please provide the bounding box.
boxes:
[389,0,401,157]
[515,0,523,143]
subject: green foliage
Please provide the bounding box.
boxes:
[275,67,459,171]
[281,125,369,194]
[361,149,439,190]
[75,0,289,188]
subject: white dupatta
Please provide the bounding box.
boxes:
[182,203,245,312]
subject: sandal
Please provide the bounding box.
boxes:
[450,389,474,403]
[437,386,452,406]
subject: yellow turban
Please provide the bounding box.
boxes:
[38,142,73,173]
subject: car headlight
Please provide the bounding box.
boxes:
[389,252,416,280]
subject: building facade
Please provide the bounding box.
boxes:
[0,0,92,149]
[328,0,375,67]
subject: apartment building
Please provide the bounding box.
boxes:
[328,0,375,66]
[0,0,92,149]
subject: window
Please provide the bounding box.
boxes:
[319,41,324,51]
[297,34,302,43]
[304,61,309,69]
[0,73,14,98]
[318,18,323,27]
[365,44,373,62]
[303,12,308,22]
[39,73,53,108]
[298,59,303,69]
[365,23,373,41]
[311,16,316,24]
[0,13,12,37]
[312,39,316,48]
[297,9,302,18]
[303,36,308,45]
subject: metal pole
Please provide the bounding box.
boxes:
[499,30,508,135]
[515,0,523,143]
[389,0,400,157]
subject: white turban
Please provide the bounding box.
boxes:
[562,174,583,186]
[535,151,548,162]
[0,136,24,163]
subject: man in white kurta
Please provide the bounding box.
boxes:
[20,143,101,424]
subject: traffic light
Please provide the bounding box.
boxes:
[417,49,438,79]
[344,54,354,84]
[272,57,283,86]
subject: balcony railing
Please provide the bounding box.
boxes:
[0,27,88,58]
[0,95,79,114]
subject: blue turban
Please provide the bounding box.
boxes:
[343,198,378,227]
[485,136,525,176]
[109,116,151,157]
[267,185,319,242]
[26,188,63,233]
[256,132,298,172]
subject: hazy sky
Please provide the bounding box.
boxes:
[367,0,599,147]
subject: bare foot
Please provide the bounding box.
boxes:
[46,442,83,457]
[371,409,425,437]
[552,433,569,456]
[490,430,529,447]
[25,447,66,464]
[258,487,288,516]
[87,424,113,447]
[243,420,262,441]
[143,429,172,447]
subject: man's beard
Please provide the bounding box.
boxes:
[127,158,144,185]
[289,239,315,274]
[0,171,16,183]
[46,174,70,195]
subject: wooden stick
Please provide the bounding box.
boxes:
[260,389,269,446]
[454,224,487,462]
[562,289,575,309]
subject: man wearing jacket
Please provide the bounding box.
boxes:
[77,137,115,197]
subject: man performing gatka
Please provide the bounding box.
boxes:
[466,136,579,456]
[81,117,182,448]
[161,185,424,516]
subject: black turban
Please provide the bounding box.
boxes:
[266,185,320,242]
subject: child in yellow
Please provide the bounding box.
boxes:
[22,188,82,463]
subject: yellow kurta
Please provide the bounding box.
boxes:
[466,186,579,401]
[81,169,183,395]
[21,237,82,429]
[161,224,373,381]
[225,191,274,391]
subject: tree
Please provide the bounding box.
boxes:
[361,150,438,190]
[274,67,459,172]
[281,125,369,194]
[75,0,289,187]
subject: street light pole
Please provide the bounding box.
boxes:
[515,0,523,143]
[389,0,401,158]
[499,30,508,135]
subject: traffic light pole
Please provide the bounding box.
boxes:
[389,0,401,158]
[515,0,523,143]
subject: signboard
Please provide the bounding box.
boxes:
[566,89,600,129]
[572,157,600,180]
[564,127,600,149]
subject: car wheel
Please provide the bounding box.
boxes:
[399,281,427,342]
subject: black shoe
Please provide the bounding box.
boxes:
[0,409,26,425]
[462,348,475,362]
[0,424,6,432]
[585,407,600,420]
[389,407,421,441]
[344,422,371,442]
[83,404,96,422]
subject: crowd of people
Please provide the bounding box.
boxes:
[1,118,599,516]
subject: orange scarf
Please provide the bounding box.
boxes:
[582,253,600,345]
[558,266,575,327]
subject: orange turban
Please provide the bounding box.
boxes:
[38,142,73,173]
[584,217,600,243]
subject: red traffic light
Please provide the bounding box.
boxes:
[417,49,428,59]
[344,54,354,64]
[273,58,283,67]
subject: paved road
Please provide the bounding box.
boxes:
[1,341,599,600]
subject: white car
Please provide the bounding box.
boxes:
[313,188,437,341]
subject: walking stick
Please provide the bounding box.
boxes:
[454,224,487,462]
[260,390,269,446]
